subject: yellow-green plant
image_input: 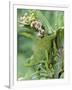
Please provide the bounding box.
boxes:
[17,9,64,80]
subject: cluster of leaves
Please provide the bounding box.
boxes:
[17,9,64,80]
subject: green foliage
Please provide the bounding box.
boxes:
[17,9,64,80]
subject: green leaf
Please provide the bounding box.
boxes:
[18,32,33,39]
